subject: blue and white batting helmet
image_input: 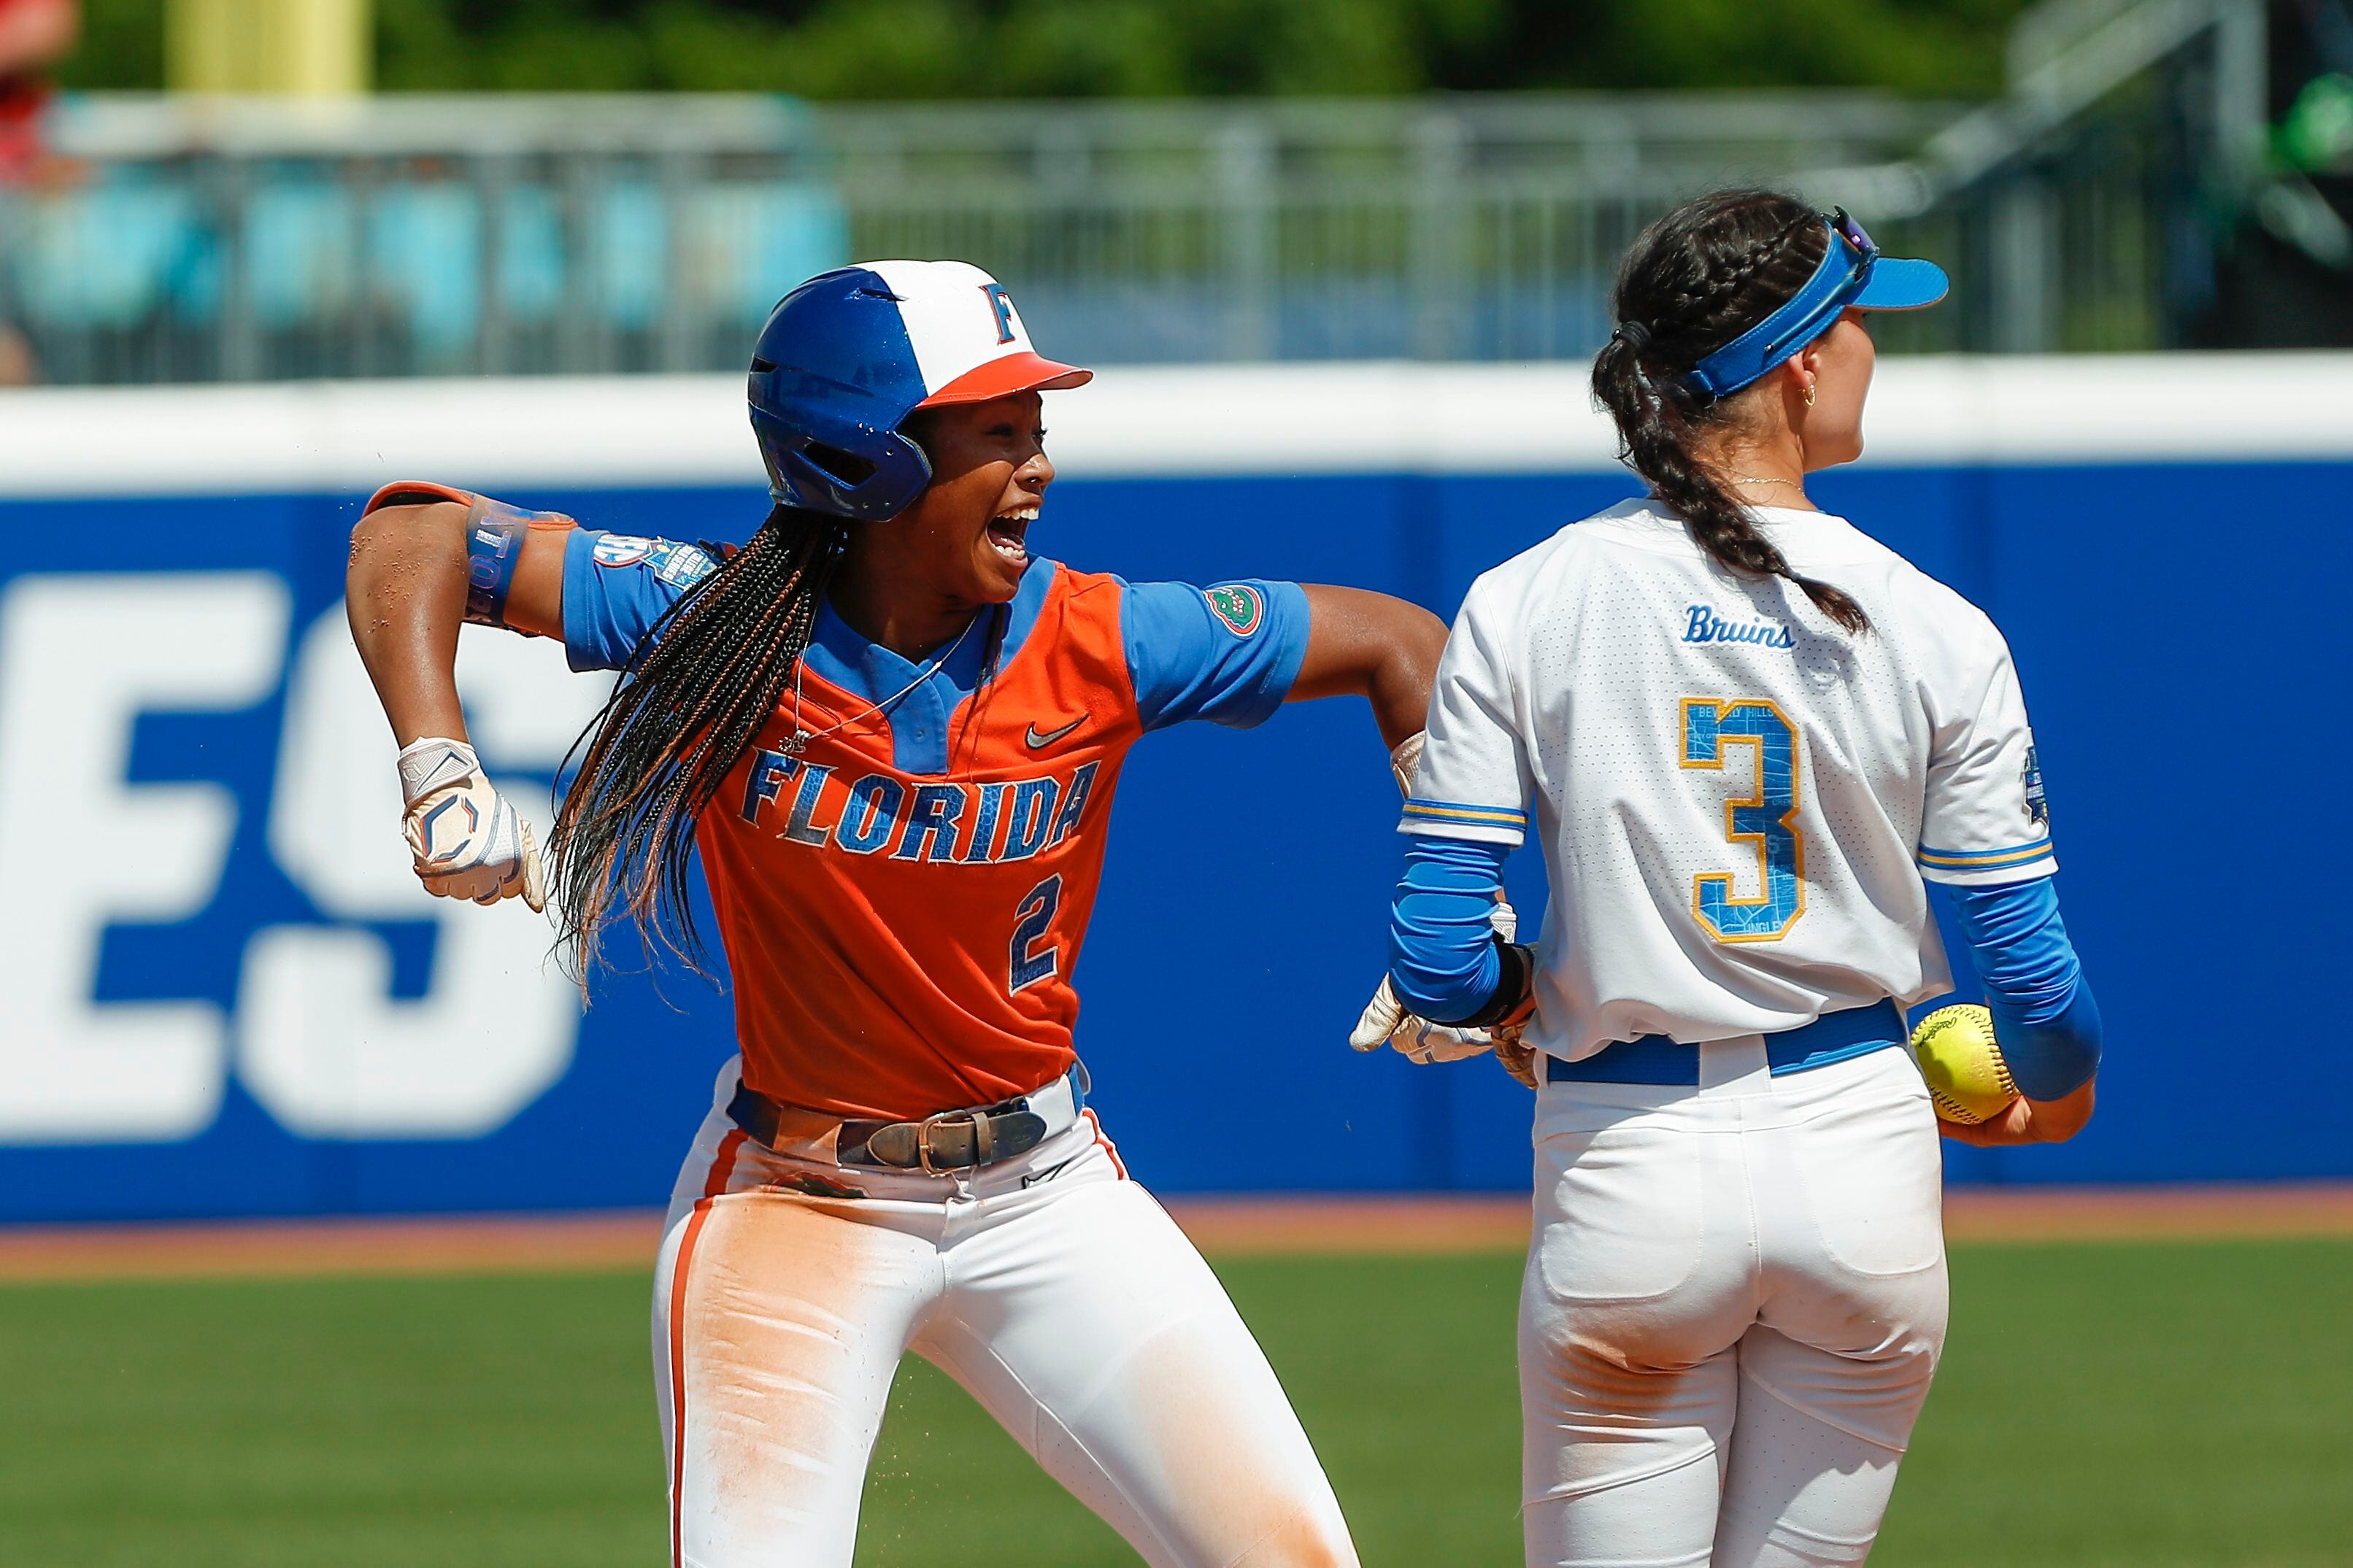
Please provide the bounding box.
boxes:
[747,260,1093,521]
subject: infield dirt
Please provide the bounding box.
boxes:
[0,1183,2348,1281]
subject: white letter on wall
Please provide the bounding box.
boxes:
[0,573,288,1142]
[236,609,606,1138]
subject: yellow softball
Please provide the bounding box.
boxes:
[1909,1004,2019,1125]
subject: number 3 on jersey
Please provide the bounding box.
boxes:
[1679,698,1805,942]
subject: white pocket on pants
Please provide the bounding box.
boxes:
[1788,1092,1946,1278]
[1533,1127,1705,1304]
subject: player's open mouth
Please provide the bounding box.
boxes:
[986,507,1036,564]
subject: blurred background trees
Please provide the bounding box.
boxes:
[54,0,2041,99]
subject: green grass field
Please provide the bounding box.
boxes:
[0,1239,2346,1567]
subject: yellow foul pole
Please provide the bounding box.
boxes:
[166,0,373,96]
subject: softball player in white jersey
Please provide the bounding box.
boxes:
[1353,191,2104,1567]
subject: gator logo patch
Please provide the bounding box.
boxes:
[1205,584,1263,637]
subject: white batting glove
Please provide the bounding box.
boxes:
[1349,900,1519,1065]
[1349,978,1498,1065]
[396,737,547,911]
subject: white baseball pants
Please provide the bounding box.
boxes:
[652,1059,1359,1568]
[1520,1043,1949,1568]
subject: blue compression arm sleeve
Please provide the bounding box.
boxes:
[1387,833,1512,1024]
[1946,876,2103,1100]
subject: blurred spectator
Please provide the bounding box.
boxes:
[0,0,72,385]
[0,0,73,176]
[0,318,31,383]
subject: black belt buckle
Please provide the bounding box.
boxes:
[862,1097,1046,1172]
[920,1108,986,1174]
[739,1065,1079,1173]
[863,1105,976,1170]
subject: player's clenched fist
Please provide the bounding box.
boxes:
[1349,899,1536,1086]
[1350,979,1493,1060]
[1349,985,1538,1088]
[396,736,547,911]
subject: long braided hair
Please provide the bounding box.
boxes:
[549,503,848,978]
[1591,189,1871,634]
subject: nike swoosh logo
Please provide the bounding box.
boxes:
[1024,717,1083,749]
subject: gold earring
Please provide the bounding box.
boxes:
[1803,383,1817,407]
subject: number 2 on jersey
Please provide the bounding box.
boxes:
[1008,874,1063,994]
[1679,698,1805,942]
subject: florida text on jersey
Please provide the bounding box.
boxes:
[563,530,1309,1121]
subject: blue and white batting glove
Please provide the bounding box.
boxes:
[396,736,547,911]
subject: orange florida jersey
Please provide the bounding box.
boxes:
[562,528,1311,1120]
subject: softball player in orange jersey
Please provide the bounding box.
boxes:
[347,260,1444,1566]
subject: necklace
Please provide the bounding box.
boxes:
[781,614,977,756]
[1728,474,1801,487]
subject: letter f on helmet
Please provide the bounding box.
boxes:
[746,261,1091,523]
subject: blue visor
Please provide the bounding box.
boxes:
[1683,211,1949,400]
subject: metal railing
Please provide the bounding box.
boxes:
[0,94,846,382]
[825,94,1964,366]
[0,1,2273,384]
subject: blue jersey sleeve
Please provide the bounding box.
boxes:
[1121,579,1312,730]
[561,528,723,673]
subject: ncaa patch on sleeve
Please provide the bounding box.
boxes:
[1204,584,1263,637]
[649,541,718,588]
[592,534,657,568]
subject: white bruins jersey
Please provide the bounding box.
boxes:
[1406,498,2055,1062]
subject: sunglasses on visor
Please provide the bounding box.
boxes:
[1828,208,1879,266]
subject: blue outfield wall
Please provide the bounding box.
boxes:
[0,358,2342,1222]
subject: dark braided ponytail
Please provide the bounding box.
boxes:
[549,504,847,978]
[1591,189,1871,634]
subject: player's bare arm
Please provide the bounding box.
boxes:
[346,494,566,743]
[1289,584,1447,748]
[344,489,572,911]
